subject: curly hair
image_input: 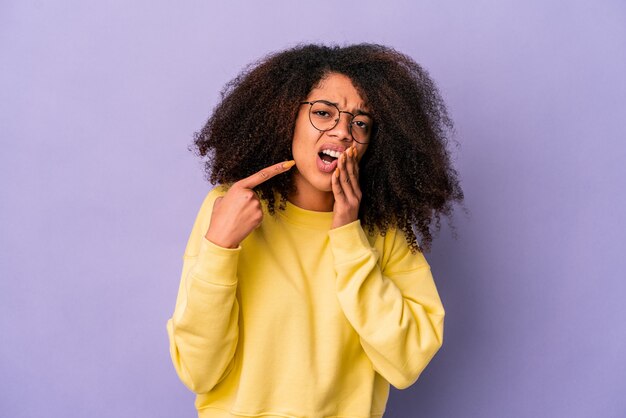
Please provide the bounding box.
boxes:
[191,43,463,252]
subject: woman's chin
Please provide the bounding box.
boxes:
[293,171,333,194]
[305,180,333,195]
[313,175,334,193]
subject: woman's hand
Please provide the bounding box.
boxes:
[331,145,362,229]
[205,160,295,248]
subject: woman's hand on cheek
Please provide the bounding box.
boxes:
[331,145,362,229]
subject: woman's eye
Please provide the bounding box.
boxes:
[314,111,331,118]
[353,120,369,130]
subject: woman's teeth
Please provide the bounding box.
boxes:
[321,149,341,159]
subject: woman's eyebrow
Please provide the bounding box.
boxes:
[319,99,371,116]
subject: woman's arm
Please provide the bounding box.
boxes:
[166,187,241,394]
[328,221,445,389]
[167,162,294,394]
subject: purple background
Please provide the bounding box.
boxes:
[2,1,625,417]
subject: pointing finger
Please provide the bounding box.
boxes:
[237,160,295,189]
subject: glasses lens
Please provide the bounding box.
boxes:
[309,101,339,131]
[351,114,373,143]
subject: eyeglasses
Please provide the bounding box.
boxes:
[300,100,373,144]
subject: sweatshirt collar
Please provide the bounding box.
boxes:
[278,199,334,230]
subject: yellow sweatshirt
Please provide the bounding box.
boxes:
[167,187,445,418]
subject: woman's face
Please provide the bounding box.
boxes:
[290,73,370,206]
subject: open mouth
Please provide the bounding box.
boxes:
[316,148,342,173]
[318,149,341,164]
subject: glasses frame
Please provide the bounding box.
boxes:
[300,100,372,144]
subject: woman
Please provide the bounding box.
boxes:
[167,43,463,418]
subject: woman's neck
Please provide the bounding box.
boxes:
[288,186,334,212]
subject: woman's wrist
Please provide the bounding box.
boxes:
[205,230,239,249]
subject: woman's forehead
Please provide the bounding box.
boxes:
[307,73,369,112]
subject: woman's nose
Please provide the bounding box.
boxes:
[328,112,354,142]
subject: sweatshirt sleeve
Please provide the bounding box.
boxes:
[328,220,445,390]
[166,186,241,394]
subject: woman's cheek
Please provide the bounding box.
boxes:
[356,145,368,162]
